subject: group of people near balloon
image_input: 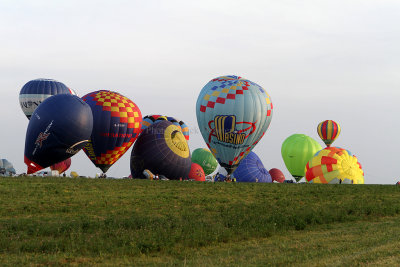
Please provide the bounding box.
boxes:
[19,76,364,184]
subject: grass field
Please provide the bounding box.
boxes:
[0,177,399,266]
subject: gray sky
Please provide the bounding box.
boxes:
[1,0,399,183]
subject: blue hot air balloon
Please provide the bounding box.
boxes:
[232,152,272,183]
[19,78,75,119]
[130,120,191,180]
[81,90,142,173]
[0,159,16,176]
[142,115,190,141]
[24,94,93,174]
[196,75,273,175]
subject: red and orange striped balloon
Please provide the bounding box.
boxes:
[317,120,341,147]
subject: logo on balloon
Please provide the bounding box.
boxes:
[209,115,256,145]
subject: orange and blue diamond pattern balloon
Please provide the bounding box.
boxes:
[82,90,142,173]
[142,114,189,141]
[317,120,341,147]
[305,147,364,184]
[196,75,273,174]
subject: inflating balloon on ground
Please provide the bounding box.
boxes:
[82,90,142,173]
[24,94,93,174]
[130,120,191,180]
[281,134,322,182]
[50,158,72,174]
[188,163,206,181]
[269,168,285,183]
[196,75,273,175]
[305,147,364,184]
[0,159,16,176]
[232,151,272,183]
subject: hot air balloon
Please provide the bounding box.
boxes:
[24,94,93,174]
[305,147,364,184]
[317,120,341,147]
[196,75,273,175]
[281,134,322,182]
[0,159,16,176]
[269,168,285,183]
[188,163,206,181]
[142,115,189,141]
[130,121,191,180]
[19,78,75,119]
[82,90,142,173]
[232,152,272,183]
[191,148,218,175]
[50,158,72,174]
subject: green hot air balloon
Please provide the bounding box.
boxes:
[191,148,218,175]
[281,134,322,182]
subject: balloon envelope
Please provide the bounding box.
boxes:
[317,120,341,147]
[19,78,74,119]
[305,147,364,184]
[82,90,142,173]
[269,168,285,183]
[281,134,322,182]
[191,148,218,175]
[50,158,72,174]
[142,115,189,141]
[130,121,191,180]
[233,152,272,183]
[196,75,273,175]
[188,163,206,181]
[24,94,93,174]
[0,159,16,176]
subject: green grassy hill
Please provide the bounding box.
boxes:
[0,177,399,266]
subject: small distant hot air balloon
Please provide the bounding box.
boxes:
[317,120,341,147]
[196,75,273,175]
[188,163,206,181]
[0,159,16,176]
[305,147,364,184]
[281,134,322,182]
[130,121,191,180]
[233,152,272,183]
[191,148,218,175]
[19,78,75,119]
[82,90,142,173]
[50,158,72,174]
[24,94,93,174]
[142,115,190,141]
[269,168,285,183]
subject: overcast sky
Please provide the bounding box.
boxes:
[1,0,399,183]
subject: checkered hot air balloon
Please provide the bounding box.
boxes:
[305,147,364,184]
[317,120,341,147]
[196,75,273,175]
[142,115,189,141]
[82,90,142,173]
